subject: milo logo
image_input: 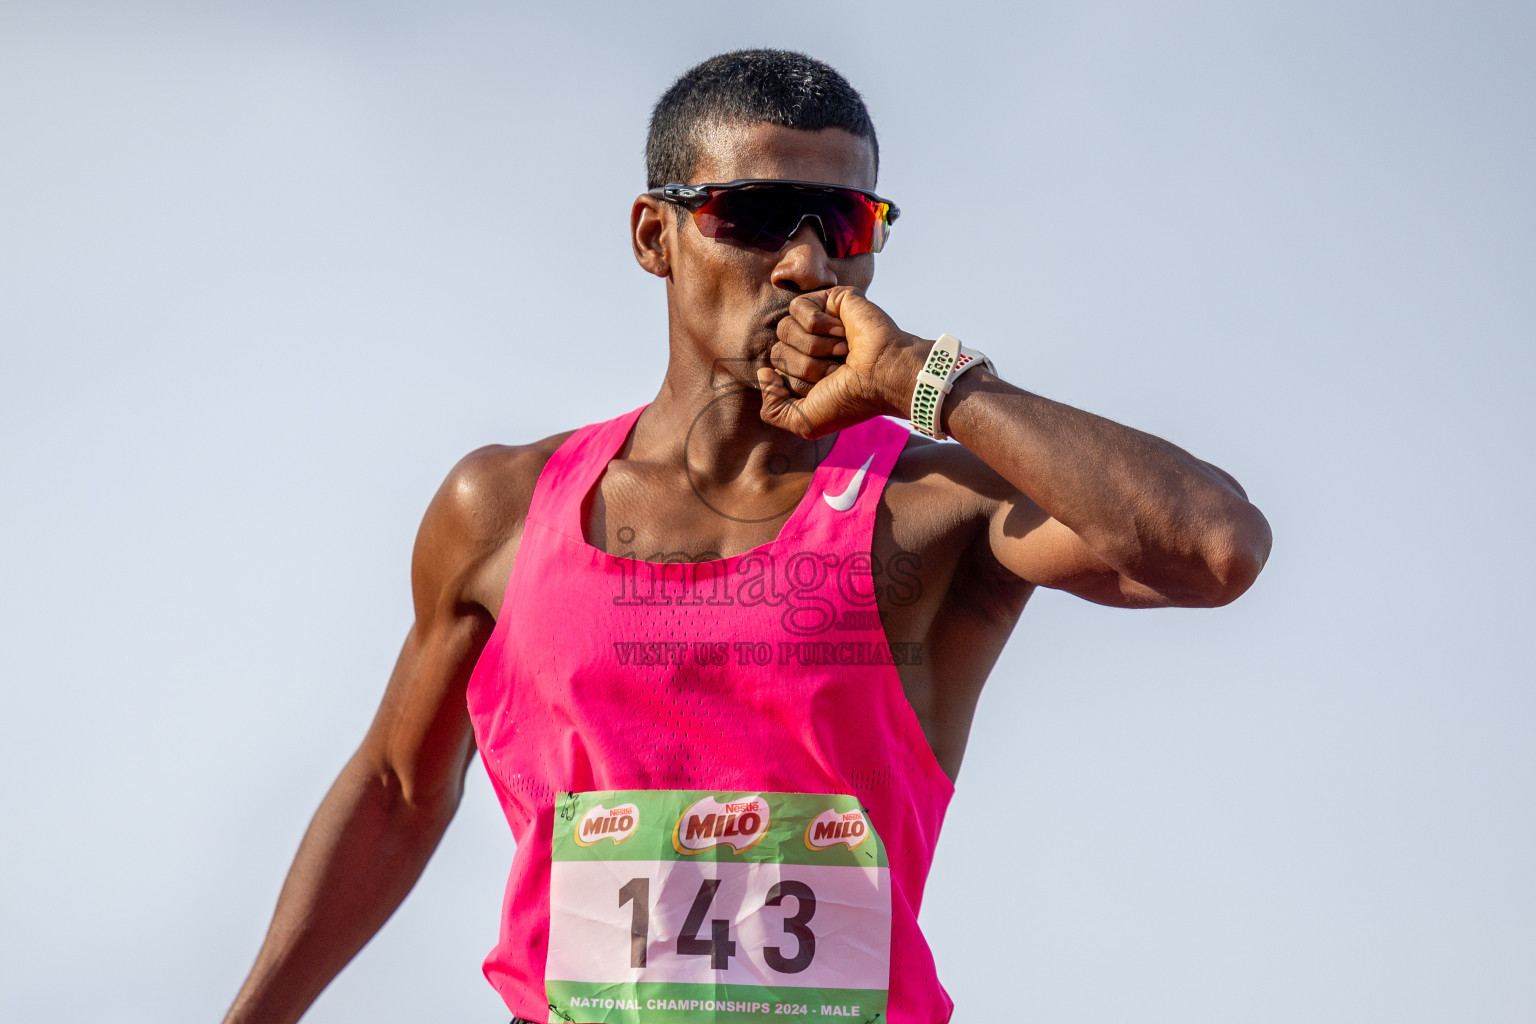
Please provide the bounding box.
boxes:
[805,806,870,850]
[672,794,770,854]
[573,801,640,847]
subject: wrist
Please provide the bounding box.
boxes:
[875,333,931,418]
[906,333,995,439]
[933,362,989,439]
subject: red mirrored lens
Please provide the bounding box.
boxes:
[693,185,887,257]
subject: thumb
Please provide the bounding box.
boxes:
[756,366,822,439]
[822,285,893,337]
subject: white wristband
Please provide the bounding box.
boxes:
[909,333,994,439]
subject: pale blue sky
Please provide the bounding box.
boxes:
[2,3,1533,1022]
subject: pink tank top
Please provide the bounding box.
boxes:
[466,405,956,1024]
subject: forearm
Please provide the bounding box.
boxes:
[223,755,458,1024]
[939,370,1271,603]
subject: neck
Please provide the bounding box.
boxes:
[634,350,829,490]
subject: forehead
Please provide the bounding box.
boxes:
[687,122,877,190]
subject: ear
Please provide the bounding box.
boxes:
[631,194,672,278]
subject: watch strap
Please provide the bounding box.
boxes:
[910,334,993,439]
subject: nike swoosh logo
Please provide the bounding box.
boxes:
[822,453,876,512]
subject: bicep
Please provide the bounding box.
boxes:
[986,495,1175,609]
[355,613,490,811]
[352,459,509,811]
[350,439,556,804]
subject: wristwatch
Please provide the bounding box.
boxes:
[909,333,993,439]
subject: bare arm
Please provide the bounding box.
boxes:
[945,372,1271,607]
[758,286,1272,608]
[223,446,540,1024]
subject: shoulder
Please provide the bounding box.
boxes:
[881,429,1038,626]
[883,430,1041,601]
[431,430,577,538]
[888,431,1021,513]
[411,429,577,616]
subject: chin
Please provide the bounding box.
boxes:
[712,335,771,362]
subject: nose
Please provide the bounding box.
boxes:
[770,217,837,293]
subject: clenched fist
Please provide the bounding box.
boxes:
[756,286,930,438]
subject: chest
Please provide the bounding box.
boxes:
[583,458,818,561]
[582,462,967,643]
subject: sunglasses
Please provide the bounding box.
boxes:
[648,178,900,258]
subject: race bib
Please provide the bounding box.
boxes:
[547,790,890,1024]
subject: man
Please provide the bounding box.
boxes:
[225,50,1270,1024]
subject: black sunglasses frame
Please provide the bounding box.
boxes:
[647,179,901,225]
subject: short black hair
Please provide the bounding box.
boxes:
[646,49,879,189]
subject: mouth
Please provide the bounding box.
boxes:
[755,308,791,357]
